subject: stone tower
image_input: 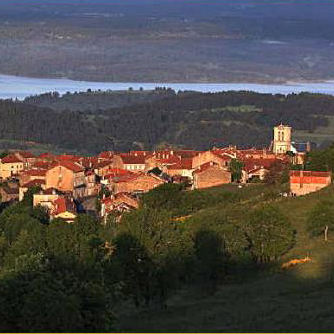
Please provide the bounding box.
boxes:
[273,124,292,154]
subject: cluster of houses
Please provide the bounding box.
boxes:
[0,124,330,223]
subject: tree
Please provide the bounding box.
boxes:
[264,161,289,185]
[21,186,42,207]
[229,159,244,182]
[112,232,153,307]
[246,206,294,263]
[141,183,184,213]
[307,201,334,241]
[194,229,228,289]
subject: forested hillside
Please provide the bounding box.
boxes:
[0,91,334,154]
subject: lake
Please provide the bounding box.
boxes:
[1,74,334,100]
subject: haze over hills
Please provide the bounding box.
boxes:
[0,0,333,83]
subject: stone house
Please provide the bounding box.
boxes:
[14,151,36,168]
[101,192,139,222]
[45,161,86,199]
[33,188,61,210]
[0,181,19,202]
[0,154,25,180]
[19,179,45,201]
[192,162,231,189]
[50,197,77,223]
[290,170,331,196]
[113,154,146,172]
[112,173,165,194]
[19,169,47,186]
[84,170,99,197]
[192,150,232,170]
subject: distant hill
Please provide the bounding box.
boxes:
[0,0,333,82]
[0,90,332,154]
[23,88,176,112]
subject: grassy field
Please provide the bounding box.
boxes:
[117,183,334,332]
[294,115,334,146]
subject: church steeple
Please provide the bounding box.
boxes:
[273,124,292,154]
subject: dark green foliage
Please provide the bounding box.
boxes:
[307,200,334,241]
[305,144,334,172]
[264,160,289,185]
[21,185,42,207]
[194,229,228,287]
[246,206,295,263]
[229,159,244,182]
[0,92,332,153]
[0,255,115,332]
[141,183,184,212]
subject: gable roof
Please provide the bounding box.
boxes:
[1,154,23,164]
[49,161,84,173]
[22,179,45,188]
[120,154,146,165]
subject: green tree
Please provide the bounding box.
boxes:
[229,159,244,182]
[194,229,228,289]
[21,186,42,207]
[246,206,294,263]
[307,201,334,241]
[141,183,184,213]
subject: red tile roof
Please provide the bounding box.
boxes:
[22,179,45,188]
[22,169,47,177]
[290,171,331,177]
[52,197,76,216]
[98,151,114,159]
[16,151,36,159]
[193,162,221,174]
[1,154,23,164]
[56,154,81,162]
[120,154,146,165]
[49,161,84,173]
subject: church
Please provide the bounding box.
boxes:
[271,123,310,164]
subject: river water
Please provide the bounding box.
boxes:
[1,74,334,99]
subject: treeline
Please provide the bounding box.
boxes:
[0,91,333,153]
[24,88,176,112]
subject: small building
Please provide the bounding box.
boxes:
[50,197,77,223]
[112,173,165,194]
[192,162,231,189]
[101,192,139,222]
[0,154,25,180]
[14,151,36,168]
[33,188,61,210]
[45,161,86,199]
[113,154,146,172]
[0,182,19,203]
[290,170,331,196]
[192,150,232,170]
[19,179,45,201]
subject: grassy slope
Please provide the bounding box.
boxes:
[118,184,334,332]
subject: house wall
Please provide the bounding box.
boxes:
[193,167,231,189]
[290,176,331,196]
[46,166,75,192]
[0,162,25,180]
[192,151,229,170]
[114,175,164,194]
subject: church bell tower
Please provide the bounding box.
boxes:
[273,124,292,154]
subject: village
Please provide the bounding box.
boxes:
[0,124,330,223]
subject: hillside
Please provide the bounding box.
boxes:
[117,183,334,332]
[0,91,332,154]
